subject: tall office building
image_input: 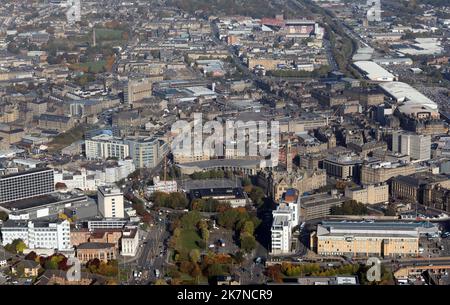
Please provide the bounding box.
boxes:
[0,168,54,204]
[125,136,161,168]
[271,206,293,254]
[392,131,431,161]
[98,186,124,219]
[1,219,71,251]
[270,189,301,255]
[66,0,81,24]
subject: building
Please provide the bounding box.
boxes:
[38,114,74,132]
[366,0,381,22]
[125,136,161,168]
[87,219,128,230]
[344,184,389,205]
[121,228,139,257]
[311,221,438,257]
[271,206,293,255]
[176,159,270,176]
[423,185,450,213]
[353,61,395,82]
[0,168,54,204]
[124,77,153,104]
[97,186,124,219]
[76,242,117,263]
[392,131,431,161]
[360,161,419,185]
[379,82,439,119]
[300,191,347,221]
[36,269,108,285]
[1,219,71,251]
[322,155,363,182]
[270,169,327,201]
[391,173,450,204]
[146,176,178,195]
[189,187,247,208]
[270,189,301,255]
[295,276,358,285]
[11,260,41,277]
[71,228,122,248]
[85,134,130,160]
[66,0,81,24]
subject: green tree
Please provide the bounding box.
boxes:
[9,239,27,254]
[241,221,255,236]
[0,211,8,221]
[240,233,256,253]
[180,211,202,229]
[249,187,265,207]
[189,249,201,263]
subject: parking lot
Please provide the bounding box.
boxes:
[208,228,239,255]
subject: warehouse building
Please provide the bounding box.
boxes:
[353,61,396,82]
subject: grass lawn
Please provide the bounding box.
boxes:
[95,28,124,41]
[177,229,201,252]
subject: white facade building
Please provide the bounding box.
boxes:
[98,186,124,219]
[1,219,71,251]
[66,0,81,24]
[366,0,381,22]
[271,205,293,255]
[85,134,129,160]
[54,159,136,191]
[270,190,301,255]
[121,228,139,257]
[146,176,178,195]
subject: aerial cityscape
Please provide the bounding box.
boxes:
[0,0,450,291]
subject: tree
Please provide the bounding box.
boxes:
[189,249,201,263]
[207,263,226,277]
[0,211,8,221]
[240,233,256,253]
[180,261,194,274]
[200,227,209,242]
[385,204,397,216]
[180,211,201,229]
[249,187,265,207]
[190,263,202,279]
[266,265,283,283]
[241,221,255,236]
[232,251,245,265]
[331,200,368,215]
[25,251,37,261]
[14,239,27,254]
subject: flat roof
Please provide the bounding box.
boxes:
[379,81,438,110]
[177,158,264,169]
[353,61,395,81]
[0,167,52,180]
